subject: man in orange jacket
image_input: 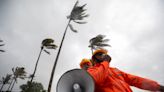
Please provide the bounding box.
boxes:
[85,49,164,92]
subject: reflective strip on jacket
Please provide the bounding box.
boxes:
[87,61,160,92]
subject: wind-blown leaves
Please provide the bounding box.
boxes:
[41,38,58,54]
[89,34,111,52]
[0,40,3,42]
[0,50,5,52]
[20,81,46,92]
[68,1,89,21]
[0,39,5,52]
[0,74,12,91]
[68,24,78,33]
[67,0,89,33]
[9,67,27,91]
[12,67,26,81]
[0,44,4,46]
[0,74,12,84]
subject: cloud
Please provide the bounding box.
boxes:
[0,0,164,92]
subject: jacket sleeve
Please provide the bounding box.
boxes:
[118,69,160,91]
[87,61,109,84]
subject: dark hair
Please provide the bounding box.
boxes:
[92,53,111,63]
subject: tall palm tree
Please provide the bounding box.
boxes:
[30,38,57,83]
[0,74,12,91]
[88,34,111,55]
[0,39,5,52]
[9,67,26,91]
[48,1,88,92]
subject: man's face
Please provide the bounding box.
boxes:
[94,53,106,62]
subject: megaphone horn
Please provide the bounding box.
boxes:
[57,69,95,92]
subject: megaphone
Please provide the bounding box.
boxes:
[57,69,95,92]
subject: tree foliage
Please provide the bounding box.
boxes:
[89,34,110,54]
[20,81,46,92]
[0,74,12,91]
[41,38,58,55]
[12,67,26,82]
[67,0,89,32]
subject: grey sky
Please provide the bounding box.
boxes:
[0,0,164,92]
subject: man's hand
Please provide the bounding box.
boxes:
[160,85,164,92]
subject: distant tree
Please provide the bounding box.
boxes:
[88,34,110,55]
[48,1,88,92]
[0,39,5,52]
[9,67,26,91]
[0,74,12,91]
[20,81,46,92]
[30,38,57,83]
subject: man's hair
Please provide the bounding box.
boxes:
[92,54,111,63]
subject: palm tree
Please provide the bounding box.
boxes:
[88,34,111,55]
[0,39,5,52]
[0,74,12,91]
[9,67,26,91]
[30,38,57,83]
[48,1,88,92]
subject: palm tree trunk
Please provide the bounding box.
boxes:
[0,83,5,91]
[10,79,16,91]
[91,48,93,55]
[47,19,71,92]
[30,47,43,83]
[7,78,13,91]
[47,1,78,92]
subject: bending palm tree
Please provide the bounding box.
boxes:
[48,1,88,92]
[10,67,26,91]
[30,38,57,83]
[0,74,12,91]
[89,34,110,55]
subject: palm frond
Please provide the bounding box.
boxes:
[12,67,26,80]
[43,49,50,55]
[89,34,110,50]
[45,44,58,49]
[68,1,88,22]
[0,50,5,52]
[0,44,5,46]
[73,20,87,24]
[42,38,54,46]
[68,24,78,33]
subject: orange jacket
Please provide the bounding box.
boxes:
[87,61,160,92]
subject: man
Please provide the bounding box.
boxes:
[86,49,164,92]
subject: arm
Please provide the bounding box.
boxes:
[118,69,161,91]
[87,61,109,84]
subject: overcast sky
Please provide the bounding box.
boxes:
[0,0,164,92]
